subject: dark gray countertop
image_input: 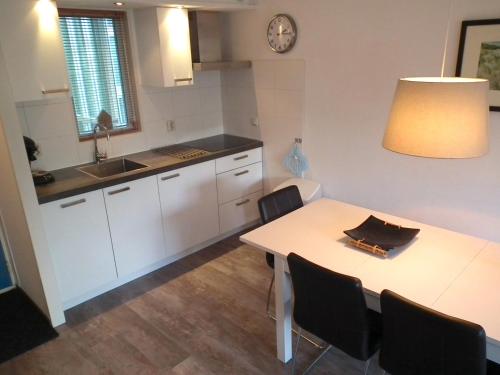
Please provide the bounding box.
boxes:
[36,134,263,204]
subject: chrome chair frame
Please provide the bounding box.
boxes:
[266,273,326,349]
[292,327,373,375]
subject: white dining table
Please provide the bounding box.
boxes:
[240,198,500,364]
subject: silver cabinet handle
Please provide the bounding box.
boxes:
[236,199,250,206]
[42,88,70,94]
[234,170,249,177]
[174,77,193,82]
[60,198,86,209]
[161,173,180,181]
[234,154,248,161]
[108,186,130,195]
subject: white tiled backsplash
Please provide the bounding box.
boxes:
[18,71,224,171]
[17,58,306,192]
[221,59,305,192]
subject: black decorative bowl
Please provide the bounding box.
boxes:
[344,215,420,252]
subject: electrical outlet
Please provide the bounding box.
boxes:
[166,120,175,132]
[250,117,259,127]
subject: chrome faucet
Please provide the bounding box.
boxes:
[93,123,110,164]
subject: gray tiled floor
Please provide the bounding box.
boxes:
[0,232,381,374]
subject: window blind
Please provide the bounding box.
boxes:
[59,10,138,137]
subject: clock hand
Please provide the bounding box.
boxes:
[277,29,291,36]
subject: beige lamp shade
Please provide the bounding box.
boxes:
[383,77,489,158]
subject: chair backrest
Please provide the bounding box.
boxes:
[257,185,303,225]
[380,289,487,375]
[287,252,375,361]
[259,186,304,269]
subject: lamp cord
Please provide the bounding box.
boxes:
[440,0,454,78]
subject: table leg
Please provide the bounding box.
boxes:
[274,256,293,363]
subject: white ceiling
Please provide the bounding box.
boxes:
[57,0,257,11]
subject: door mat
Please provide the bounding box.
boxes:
[0,288,58,364]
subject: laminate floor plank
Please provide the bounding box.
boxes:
[129,269,283,374]
[0,231,382,375]
[167,356,218,375]
[1,330,105,375]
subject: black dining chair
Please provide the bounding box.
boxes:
[258,186,324,349]
[257,185,303,318]
[380,289,500,375]
[287,252,381,374]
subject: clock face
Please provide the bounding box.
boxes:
[267,14,297,53]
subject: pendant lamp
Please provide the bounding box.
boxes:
[382,2,489,158]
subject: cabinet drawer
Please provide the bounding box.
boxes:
[216,147,262,174]
[219,191,262,234]
[217,162,262,204]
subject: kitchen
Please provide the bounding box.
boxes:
[1,0,500,374]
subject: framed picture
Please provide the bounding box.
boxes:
[456,18,500,112]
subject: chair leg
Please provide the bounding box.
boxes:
[266,276,325,350]
[268,312,325,349]
[298,333,326,349]
[266,274,275,317]
[302,344,332,375]
[291,327,302,375]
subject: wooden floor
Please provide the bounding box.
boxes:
[0,231,381,375]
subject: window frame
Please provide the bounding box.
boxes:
[58,8,141,142]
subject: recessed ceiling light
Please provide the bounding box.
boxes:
[114,2,124,6]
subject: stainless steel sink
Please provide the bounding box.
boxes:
[78,158,148,179]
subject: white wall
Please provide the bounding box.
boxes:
[17,10,224,171]
[0,45,65,325]
[223,0,500,242]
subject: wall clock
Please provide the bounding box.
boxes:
[267,14,297,53]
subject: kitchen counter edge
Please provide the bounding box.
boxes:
[36,140,263,205]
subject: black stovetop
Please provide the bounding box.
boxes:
[182,134,258,152]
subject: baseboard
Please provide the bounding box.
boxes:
[0,285,15,295]
[60,220,260,313]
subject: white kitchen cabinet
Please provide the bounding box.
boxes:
[40,190,117,304]
[219,191,262,234]
[216,147,263,234]
[38,145,263,309]
[134,7,193,88]
[103,176,166,278]
[217,162,263,204]
[157,161,219,256]
[0,0,70,102]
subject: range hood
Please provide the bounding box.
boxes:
[188,11,251,71]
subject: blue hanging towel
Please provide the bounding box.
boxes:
[283,138,309,177]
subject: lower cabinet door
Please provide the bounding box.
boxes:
[103,176,166,278]
[157,161,219,256]
[40,190,117,304]
[219,191,262,234]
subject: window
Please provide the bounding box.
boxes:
[58,9,140,139]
